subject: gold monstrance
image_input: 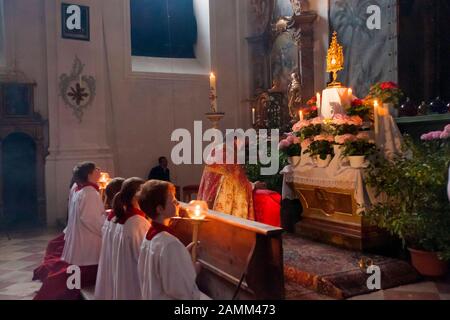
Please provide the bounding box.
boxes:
[327,31,344,88]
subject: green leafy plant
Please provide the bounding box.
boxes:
[304,140,334,160]
[342,139,377,158]
[364,135,450,261]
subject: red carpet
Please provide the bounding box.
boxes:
[283,234,421,299]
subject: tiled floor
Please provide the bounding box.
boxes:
[0,228,448,300]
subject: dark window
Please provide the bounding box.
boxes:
[130,0,198,59]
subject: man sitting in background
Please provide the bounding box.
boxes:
[148,156,171,182]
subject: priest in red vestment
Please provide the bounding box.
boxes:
[197,137,281,226]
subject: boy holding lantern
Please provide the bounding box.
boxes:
[137,180,201,300]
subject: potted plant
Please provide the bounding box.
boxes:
[304,96,319,120]
[341,132,377,168]
[327,114,363,136]
[292,117,323,141]
[278,134,301,166]
[346,98,372,121]
[304,134,335,168]
[366,81,405,117]
[365,126,450,276]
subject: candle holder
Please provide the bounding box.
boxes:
[205,112,225,129]
[98,172,112,199]
[185,200,209,262]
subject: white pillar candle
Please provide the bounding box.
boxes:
[299,110,304,122]
[374,100,379,136]
[210,72,217,112]
[316,92,321,116]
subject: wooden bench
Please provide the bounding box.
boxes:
[171,203,284,300]
[81,203,284,300]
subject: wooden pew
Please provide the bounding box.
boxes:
[171,203,285,300]
[81,204,284,300]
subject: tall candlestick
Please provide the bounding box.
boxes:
[252,108,256,125]
[210,72,217,113]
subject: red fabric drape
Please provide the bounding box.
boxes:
[253,189,281,228]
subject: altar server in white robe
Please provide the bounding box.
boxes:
[64,166,82,238]
[112,178,150,300]
[138,180,201,300]
[62,162,105,267]
[95,178,125,300]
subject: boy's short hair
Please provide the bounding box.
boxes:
[139,180,175,219]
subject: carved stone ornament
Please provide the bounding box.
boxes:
[59,56,96,122]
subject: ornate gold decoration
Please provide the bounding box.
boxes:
[326,31,344,88]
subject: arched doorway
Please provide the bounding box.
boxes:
[1,132,38,227]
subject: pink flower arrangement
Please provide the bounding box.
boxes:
[279,134,300,150]
[421,131,446,141]
[286,134,300,145]
[278,139,291,149]
[421,124,450,141]
[301,138,313,150]
[292,119,311,133]
[349,116,363,126]
[356,132,370,141]
[310,116,324,125]
[314,134,335,143]
[335,134,357,145]
[330,114,363,126]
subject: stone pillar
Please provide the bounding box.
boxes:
[44,0,115,227]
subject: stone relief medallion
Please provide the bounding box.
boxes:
[59,56,96,122]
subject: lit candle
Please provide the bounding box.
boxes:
[348,88,353,98]
[194,205,202,220]
[252,108,256,125]
[316,92,321,116]
[299,110,304,122]
[210,72,217,113]
[374,100,379,136]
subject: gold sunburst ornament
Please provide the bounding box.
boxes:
[327,31,344,88]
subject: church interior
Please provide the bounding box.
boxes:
[0,0,449,302]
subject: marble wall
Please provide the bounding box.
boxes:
[0,0,251,226]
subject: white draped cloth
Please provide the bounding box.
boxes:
[94,216,116,300]
[61,186,105,266]
[138,232,201,300]
[281,156,377,214]
[114,215,150,300]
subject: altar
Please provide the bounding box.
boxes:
[281,158,387,251]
